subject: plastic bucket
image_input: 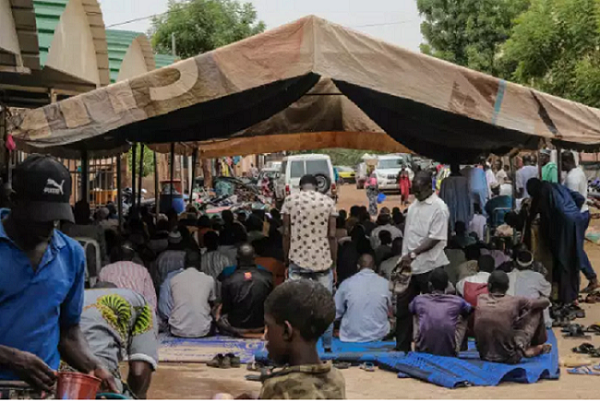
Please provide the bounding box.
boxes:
[56,372,102,400]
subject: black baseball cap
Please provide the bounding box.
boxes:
[12,154,74,223]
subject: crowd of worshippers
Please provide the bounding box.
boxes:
[1,152,594,399]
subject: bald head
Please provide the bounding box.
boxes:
[358,253,375,270]
[237,243,256,266]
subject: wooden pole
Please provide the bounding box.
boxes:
[81,150,89,203]
[0,106,8,183]
[137,143,144,208]
[190,148,198,204]
[131,143,137,212]
[154,151,159,217]
[116,156,123,230]
[169,143,175,210]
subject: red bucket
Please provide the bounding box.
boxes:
[56,372,102,400]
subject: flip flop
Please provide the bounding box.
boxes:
[572,343,596,354]
[333,362,351,370]
[359,362,376,372]
[567,366,600,375]
[587,324,600,335]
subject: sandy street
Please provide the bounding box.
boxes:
[147,185,600,399]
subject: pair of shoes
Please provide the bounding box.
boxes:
[568,366,600,375]
[207,353,242,369]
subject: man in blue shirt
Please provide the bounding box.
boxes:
[334,254,392,343]
[485,183,513,227]
[0,155,116,395]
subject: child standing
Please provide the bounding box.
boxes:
[260,280,345,399]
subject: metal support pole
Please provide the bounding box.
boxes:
[557,148,563,184]
[137,143,144,208]
[169,143,175,210]
[117,156,123,230]
[189,148,198,204]
[0,106,8,183]
[131,143,137,212]
[154,151,159,217]
[81,150,89,203]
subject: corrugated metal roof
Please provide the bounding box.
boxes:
[154,53,179,69]
[33,0,68,67]
[105,29,140,83]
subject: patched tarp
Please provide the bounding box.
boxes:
[9,15,600,162]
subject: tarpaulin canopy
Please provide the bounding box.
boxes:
[9,15,600,162]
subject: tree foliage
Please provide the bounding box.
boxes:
[150,0,266,59]
[417,0,530,76]
[290,149,387,168]
[128,146,155,178]
[500,0,600,107]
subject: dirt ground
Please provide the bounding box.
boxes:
[148,185,600,399]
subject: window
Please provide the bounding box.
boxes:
[306,160,330,176]
[290,161,305,178]
[378,159,404,169]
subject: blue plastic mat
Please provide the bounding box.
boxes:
[159,334,264,363]
[255,338,405,364]
[376,330,560,388]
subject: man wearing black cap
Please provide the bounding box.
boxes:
[0,155,116,396]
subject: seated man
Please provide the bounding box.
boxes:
[99,241,157,312]
[160,250,216,338]
[254,237,286,287]
[475,271,552,364]
[449,221,477,249]
[485,183,513,227]
[468,204,486,242]
[201,231,233,299]
[82,282,158,398]
[456,255,495,300]
[374,230,393,267]
[410,268,472,356]
[217,244,273,337]
[335,254,392,343]
[507,250,552,328]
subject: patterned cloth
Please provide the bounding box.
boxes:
[281,190,337,272]
[0,383,52,399]
[81,289,158,373]
[98,261,157,312]
[259,362,346,400]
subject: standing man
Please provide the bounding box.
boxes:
[282,174,337,352]
[540,150,558,183]
[562,151,598,293]
[396,171,450,352]
[461,161,489,214]
[0,155,116,396]
[494,160,508,185]
[516,154,539,199]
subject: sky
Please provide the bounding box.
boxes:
[99,0,425,52]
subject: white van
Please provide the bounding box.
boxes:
[274,154,337,205]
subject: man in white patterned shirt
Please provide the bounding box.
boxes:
[282,174,337,352]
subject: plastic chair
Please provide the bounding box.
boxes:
[75,237,101,288]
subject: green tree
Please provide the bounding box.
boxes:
[150,0,266,58]
[128,146,155,177]
[501,0,600,107]
[417,0,530,76]
[290,149,386,167]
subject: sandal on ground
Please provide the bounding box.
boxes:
[581,283,600,294]
[333,362,351,370]
[572,343,596,354]
[567,366,600,375]
[563,324,591,339]
[561,356,592,368]
[226,353,241,368]
[359,362,376,372]
[207,353,231,369]
[587,324,600,335]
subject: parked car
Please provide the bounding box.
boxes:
[335,166,356,184]
[373,154,414,192]
[274,154,337,207]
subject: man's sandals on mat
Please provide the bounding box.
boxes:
[562,324,592,339]
[207,353,241,369]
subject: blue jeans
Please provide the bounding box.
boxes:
[287,263,334,350]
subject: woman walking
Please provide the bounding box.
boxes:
[366,170,379,216]
[398,167,411,206]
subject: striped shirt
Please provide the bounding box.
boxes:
[98,261,157,312]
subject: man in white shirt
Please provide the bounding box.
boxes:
[370,213,403,250]
[494,160,508,184]
[395,170,450,352]
[516,154,539,199]
[457,255,495,297]
[562,151,598,292]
